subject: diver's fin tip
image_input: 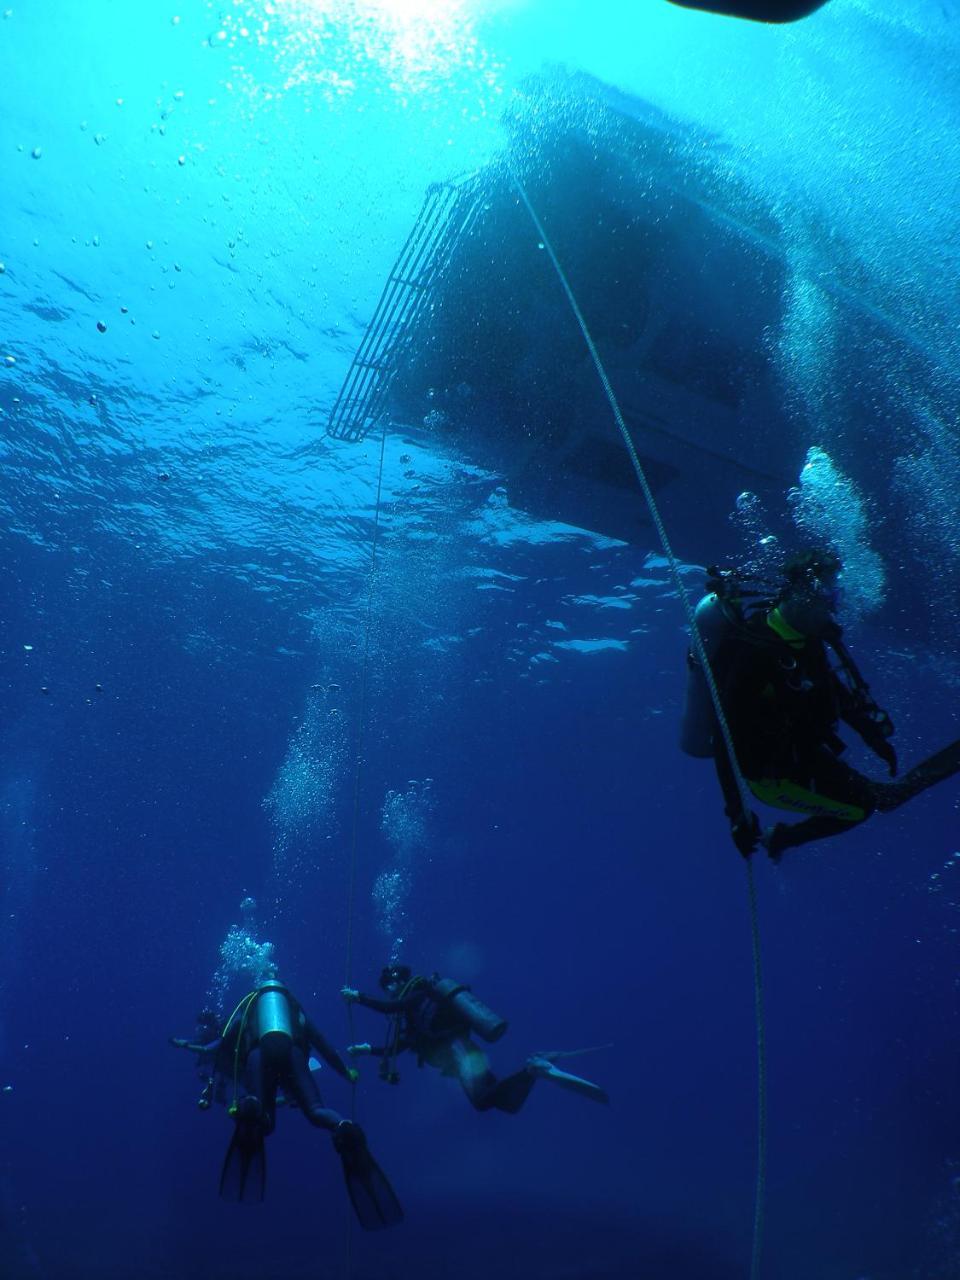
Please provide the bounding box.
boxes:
[526,1056,609,1104]
[219,1112,267,1203]
[336,1123,404,1231]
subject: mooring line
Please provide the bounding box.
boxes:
[510,166,767,1280]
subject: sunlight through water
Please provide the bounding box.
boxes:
[207,0,503,104]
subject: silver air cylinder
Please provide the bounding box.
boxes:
[255,981,293,1042]
[431,977,508,1043]
[680,593,728,758]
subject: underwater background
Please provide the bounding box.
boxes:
[2,1,960,1277]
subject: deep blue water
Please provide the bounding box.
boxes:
[3,2,960,1278]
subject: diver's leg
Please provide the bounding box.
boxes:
[239,1046,267,1125]
[447,1037,538,1114]
[448,1037,501,1111]
[764,811,866,857]
[285,1050,344,1131]
[763,751,874,857]
[767,740,960,851]
[221,1049,270,1202]
[256,1038,289,1136]
[484,1066,538,1114]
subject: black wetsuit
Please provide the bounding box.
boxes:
[190,993,352,1134]
[354,980,534,1113]
[174,987,404,1226]
[711,609,959,854]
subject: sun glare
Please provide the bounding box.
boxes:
[212,0,497,105]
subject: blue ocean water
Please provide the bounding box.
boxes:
[2,2,960,1277]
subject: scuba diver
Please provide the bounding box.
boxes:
[170,977,403,1229]
[681,547,960,859]
[666,0,829,21]
[342,964,608,1113]
[177,1005,222,1110]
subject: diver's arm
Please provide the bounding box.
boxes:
[348,991,411,1015]
[347,1042,387,1057]
[714,734,761,856]
[824,632,898,774]
[710,637,763,855]
[169,1036,222,1056]
[844,707,898,775]
[833,676,898,775]
[305,1020,355,1082]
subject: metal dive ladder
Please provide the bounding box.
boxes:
[326,172,485,443]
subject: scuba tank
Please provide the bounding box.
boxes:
[680,593,731,758]
[254,980,293,1043]
[680,567,778,758]
[429,977,508,1043]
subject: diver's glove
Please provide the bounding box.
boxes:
[868,704,895,737]
[859,705,898,775]
[730,812,761,858]
[875,739,898,778]
[169,1037,190,1050]
[341,987,360,1003]
[346,1067,361,1084]
[347,1042,372,1057]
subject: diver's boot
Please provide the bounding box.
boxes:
[525,1055,609,1105]
[761,823,789,863]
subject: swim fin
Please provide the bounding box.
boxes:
[219,1101,267,1202]
[526,1055,609,1105]
[333,1121,403,1231]
[894,738,960,805]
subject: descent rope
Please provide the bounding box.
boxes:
[510,166,768,1280]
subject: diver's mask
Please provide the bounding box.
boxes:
[779,576,842,636]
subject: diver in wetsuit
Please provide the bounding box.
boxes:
[171,978,403,1228]
[342,965,608,1112]
[178,1006,222,1110]
[685,548,960,859]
